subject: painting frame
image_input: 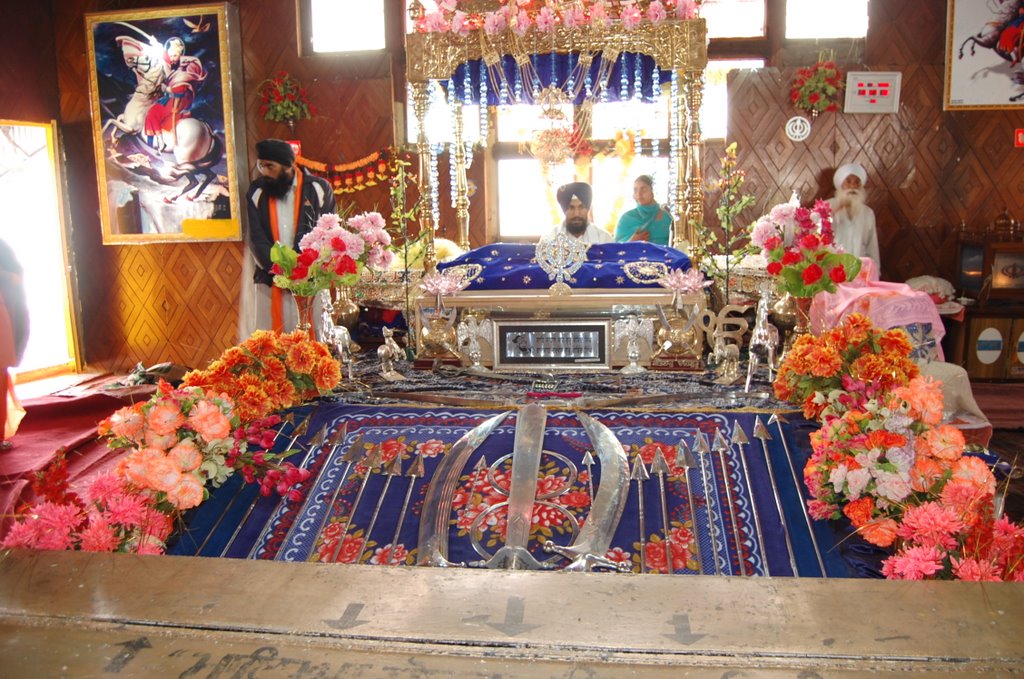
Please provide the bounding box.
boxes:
[944,0,1024,111]
[85,3,248,244]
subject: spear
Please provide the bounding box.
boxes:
[752,416,799,576]
[327,444,384,563]
[713,428,747,577]
[358,452,403,562]
[630,455,650,574]
[215,419,334,557]
[388,452,426,565]
[674,439,702,572]
[275,423,350,554]
[769,412,826,576]
[731,420,769,576]
[307,433,368,561]
[222,411,314,558]
[239,417,327,558]
[650,448,675,575]
[210,412,300,554]
[694,431,722,576]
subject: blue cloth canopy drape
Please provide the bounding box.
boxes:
[447,52,671,105]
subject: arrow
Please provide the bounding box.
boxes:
[323,602,368,630]
[663,614,706,645]
[104,637,151,673]
[483,596,541,637]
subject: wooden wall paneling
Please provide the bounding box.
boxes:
[0,1,59,123]
[22,0,1024,373]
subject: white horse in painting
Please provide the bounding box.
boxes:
[101,36,222,202]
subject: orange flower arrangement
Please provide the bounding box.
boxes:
[773,313,918,421]
[182,330,341,422]
[777,313,1024,581]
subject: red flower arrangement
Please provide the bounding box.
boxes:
[258,71,316,123]
[790,56,843,116]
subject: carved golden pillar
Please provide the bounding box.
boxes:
[671,72,687,249]
[411,81,437,272]
[682,69,704,254]
[452,101,471,251]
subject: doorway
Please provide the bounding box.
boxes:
[0,120,79,379]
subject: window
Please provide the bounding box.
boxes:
[703,0,766,39]
[702,59,765,140]
[786,0,869,39]
[493,100,671,240]
[307,0,386,53]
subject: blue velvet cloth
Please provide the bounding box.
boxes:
[171,403,847,578]
[437,242,691,291]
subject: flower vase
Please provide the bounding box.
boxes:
[293,294,316,341]
[771,292,812,361]
[793,295,813,335]
[331,285,360,332]
[284,117,296,135]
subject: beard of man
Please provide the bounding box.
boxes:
[263,168,295,199]
[564,215,588,237]
[836,187,866,220]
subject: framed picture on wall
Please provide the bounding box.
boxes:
[85,3,248,244]
[944,0,1024,110]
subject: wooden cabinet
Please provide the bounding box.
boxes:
[946,305,1024,380]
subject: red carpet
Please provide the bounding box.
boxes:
[0,393,128,538]
[971,382,1024,430]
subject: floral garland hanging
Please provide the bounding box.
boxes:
[296,148,410,195]
[790,53,843,117]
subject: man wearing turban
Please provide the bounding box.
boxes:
[245,139,336,333]
[828,163,880,269]
[551,182,612,244]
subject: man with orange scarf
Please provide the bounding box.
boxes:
[246,139,336,333]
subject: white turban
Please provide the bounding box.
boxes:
[833,163,867,190]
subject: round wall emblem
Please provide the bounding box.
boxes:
[975,327,1004,365]
[785,116,811,142]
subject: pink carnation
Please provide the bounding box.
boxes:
[535,7,556,33]
[146,402,186,437]
[647,1,667,23]
[165,472,206,510]
[896,502,964,551]
[483,10,507,35]
[881,545,945,580]
[620,4,643,29]
[952,557,1003,581]
[79,514,119,552]
[188,399,232,441]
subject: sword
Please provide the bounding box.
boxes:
[417,411,512,566]
[544,412,632,572]
[470,404,549,570]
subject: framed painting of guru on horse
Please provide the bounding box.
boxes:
[86,3,248,243]
[945,0,1024,110]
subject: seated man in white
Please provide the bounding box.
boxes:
[550,182,613,244]
[828,163,880,270]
